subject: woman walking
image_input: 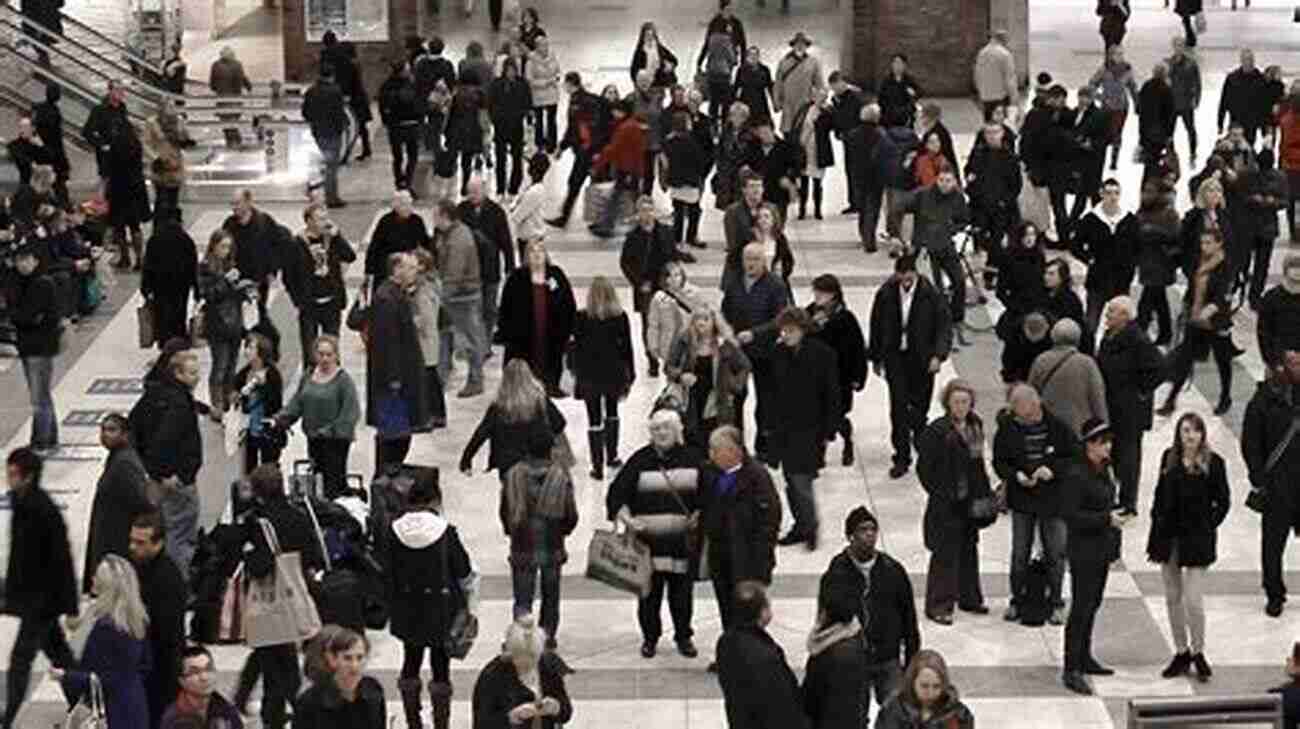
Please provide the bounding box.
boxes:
[874,650,975,729]
[381,470,477,729]
[1135,180,1181,345]
[572,276,635,479]
[509,155,552,264]
[1147,412,1229,682]
[54,555,150,729]
[806,274,867,467]
[1157,226,1236,415]
[916,379,991,624]
[753,205,794,297]
[733,48,773,124]
[527,36,562,154]
[292,629,386,729]
[143,100,191,221]
[792,87,834,220]
[106,122,151,271]
[1088,45,1140,171]
[233,332,284,473]
[630,22,679,90]
[471,616,573,729]
[712,101,753,210]
[497,240,577,396]
[663,310,751,448]
[273,334,361,498]
[197,229,251,423]
[461,359,568,484]
[661,112,708,249]
[488,59,533,204]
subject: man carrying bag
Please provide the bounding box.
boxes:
[235,465,325,729]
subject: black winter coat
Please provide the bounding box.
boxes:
[83,446,150,593]
[382,510,473,645]
[1097,321,1165,433]
[136,551,187,729]
[663,132,710,189]
[1135,201,1182,287]
[572,311,634,399]
[769,338,841,473]
[878,74,922,128]
[1138,78,1176,153]
[11,270,60,357]
[141,220,198,299]
[282,232,356,312]
[106,127,151,228]
[460,400,567,474]
[246,496,326,582]
[806,302,867,415]
[487,76,534,141]
[716,625,810,729]
[734,62,773,121]
[720,272,788,362]
[801,627,865,729]
[630,44,679,88]
[1257,285,1300,368]
[301,79,348,140]
[82,99,129,174]
[293,676,386,729]
[4,482,78,620]
[745,138,801,208]
[874,694,974,729]
[966,144,1022,207]
[131,376,202,484]
[817,550,920,666]
[1146,451,1230,566]
[378,73,424,128]
[1179,207,1236,278]
[196,260,247,342]
[457,200,513,283]
[364,211,431,283]
[472,654,573,729]
[1000,325,1052,384]
[700,458,781,583]
[1072,209,1139,293]
[496,265,577,370]
[918,414,993,551]
[1242,378,1300,515]
[621,222,677,313]
[997,245,1047,316]
[992,408,1079,516]
[366,280,431,432]
[1061,458,1122,564]
[867,276,952,365]
[222,209,293,285]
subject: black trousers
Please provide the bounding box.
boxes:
[1250,235,1276,304]
[243,434,283,475]
[375,434,413,477]
[841,140,857,208]
[928,248,966,324]
[925,525,983,616]
[1111,419,1143,512]
[307,436,351,498]
[1166,325,1234,404]
[710,559,738,638]
[672,199,702,244]
[533,105,558,151]
[237,644,300,729]
[297,302,342,372]
[488,0,503,29]
[583,394,619,425]
[494,136,524,195]
[426,365,447,423]
[154,185,181,221]
[1175,108,1198,159]
[1262,505,1298,602]
[400,641,451,682]
[1137,285,1172,343]
[1180,13,1198,47]
[1064,556,1110,671]
[389,124,420,191]
[560,151,593,222]
[4,616,74,727]
[732,357,774,455]
[639,571,694,643]
[885,355,935,466]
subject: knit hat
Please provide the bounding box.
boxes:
[844,506,878,535]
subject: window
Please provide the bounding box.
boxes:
[305,0,387,43]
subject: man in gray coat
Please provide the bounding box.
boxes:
[433,198,486,397]
[1028,319,1109,437]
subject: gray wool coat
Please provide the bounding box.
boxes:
[1027,345,1110,438]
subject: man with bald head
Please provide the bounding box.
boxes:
[720,242,789,462]
[365,190,431,296]
[1096,295,1164,515]
[1218,48,1269,146]
[1027,318,1108,437]
[993,383,1079,624]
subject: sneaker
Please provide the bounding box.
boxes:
[1048,607,1067,626]
[1002,605,1020,622]
[1190,653,1212,681]
[1161,651,1192,678]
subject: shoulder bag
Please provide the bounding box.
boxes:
[658,464,702,561]
[63,673,105,729]
[243,518,322,647]
[1036,351,1076,393]
[1248,414,1300,513]
[440,531,478,659]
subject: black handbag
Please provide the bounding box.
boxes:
[439,533,477,660]
[968,495,999,528]
[345,298,369,332]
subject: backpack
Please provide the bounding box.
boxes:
[1018,555,1053,626]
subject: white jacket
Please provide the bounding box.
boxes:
[973,42,1017,103]
[645,283,704,363]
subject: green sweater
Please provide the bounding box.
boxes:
[280,369,361,441]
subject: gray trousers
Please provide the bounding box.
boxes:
[442,294,486,383]
[1160,542,1207,653]
[161,482,199,578]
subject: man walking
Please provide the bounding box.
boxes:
[721,244,789,462]
[548,72,605,229]
[867,254,951,478]
[83,413,150,594]
[365,190,432,294]
[716,583,810,729]
[433,199,487,397]
[301,64,349,208]
[458,177,513,342]
[12,242,61,454]
[621,196,679,377]
[1218,49,1270,146]
[129,511,188,729]
[378,58,424,194]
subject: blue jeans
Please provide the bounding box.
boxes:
[161,482,199,579]
[441,296,485,384]
[316,133,343,203]
[511,559,561,642]
[1009,511,1067,609]
[21,356,57,448]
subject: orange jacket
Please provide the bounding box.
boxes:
[592,116,646,178]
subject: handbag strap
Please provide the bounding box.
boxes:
[777,53,807,84]
[1264,414,1300,475]
[1037,351,1076,393]
[257,518,281,556]
[657,464,693,517]
[88,673,104,716]
[302,493,332,572]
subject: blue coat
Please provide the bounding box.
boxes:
[62,618,151,729]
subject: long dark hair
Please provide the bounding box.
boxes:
[1166,412,1210,474]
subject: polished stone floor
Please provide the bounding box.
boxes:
[3,1,1300,728]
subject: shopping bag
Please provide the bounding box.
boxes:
[243,519,322,647]
[63,673,105,729]
[217,563,246,643]
[80,274,104,315]
[585,528,653,597]
[582,181,613,223]
[223,413,244,457]
[137,299,156,349]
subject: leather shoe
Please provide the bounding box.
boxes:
[1062,671,1093,695]
[706,661,718,673]
[1082,660,1114,676]
[958,603,990,615]
[1266,598,1284,617]
[927,612,953,625]
[777,530,806,546]
[545,216,568,229]
[676,640,698,658]
[640,641,656,659]
[889,463,909,479]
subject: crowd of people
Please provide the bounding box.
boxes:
[4,0,1300,728]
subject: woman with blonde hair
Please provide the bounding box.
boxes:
[571,275,634,479]
[664,308,752,448]
[874,650,974,729]
[53,554,151,729]
[461,358,568,484]
[916,378,991,624]
[1147,411,1229,682]
[471,616,573,729]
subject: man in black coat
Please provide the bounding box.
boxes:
[129,350,203,578]
[1071,178,1138,333]
[1256,256,1300,371]
[1241,350,1300,618]
[129,511,188,729]
[966,121,1023,282]
[828,72,866,212]
[11,244,61,452]
[222,190,292,320]
[1096,296,1165,515]
[81,80,129,180]
[1218,49,1271,145]
[365,190,431,294]
[744,117,801,222]
[83,413,151,593]
[378,59,424,193]
[548,72,607,228]
[1062,87,1111,236]
[868,254,952,478]
[2,447,78,729]
[700,425,781,672]
[366,252,430,473]
[301,65,349,207]
[817,506,920,715]
[32,83,69,204]
[6,117,52,187]
[716,583,810,729]
[458,178,513,342]
[621,197,679,377]
[721,243,789,461]
[770,307,840,550]
[1060,418,1125,695]
[141,214,199,353]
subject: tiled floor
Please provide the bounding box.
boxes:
[3,1,1300,728]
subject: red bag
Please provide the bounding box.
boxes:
[80,194,109,219]
[217,563,246,644]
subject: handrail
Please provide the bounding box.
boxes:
[0,83,95,152]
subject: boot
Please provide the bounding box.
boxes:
[812,178,823,220]
[398,678,424,729]
[605,417,623,468]
[587,428,605,480]
[129,229,144,271]
[797,177,809,220]
[428,682,452,729]
[840,419,854,467]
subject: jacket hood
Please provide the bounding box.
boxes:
[391,510,448,549]
[806,617,861,656]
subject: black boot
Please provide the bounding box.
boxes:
[398,678,424,729]
[840,419,855,467]
[812,178,824,220]
[588,428,605,480]
[429,682,452,729]
[605,417,623,468]
[798,176,809,220]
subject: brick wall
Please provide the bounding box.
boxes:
[282,0,425,98]
[845,0,995,97]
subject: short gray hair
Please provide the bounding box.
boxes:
[1107,295,1136,320]
[502,615,546,660]
[1051,318,1081,346]
[709,425,743,452]
[649,410,684,445]
[861,103,881,123]
[1007,382,1040,409]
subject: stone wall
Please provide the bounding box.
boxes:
[282,0,423,98]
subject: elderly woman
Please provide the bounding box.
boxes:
[471,616,573,729]
[874,650,975,729]
[497,239,578,397]
[916,378,991,624]
[606,410,705,659]
[664,309,752,448]
[143,100,192,221]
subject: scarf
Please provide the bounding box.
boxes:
[806,617,861,656]
[1190,247,1224,323]
[505,459,574,531]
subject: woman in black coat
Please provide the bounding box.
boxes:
[629,22,678,89]
[733,47,774,123]
[916,379,990,624]
[140,215,197,353]
[292,629,386,729]
[106,121,151,271]
[445,84,487,197]
[877,54,923,129]
[806,274,867,466]
[1042,256,1092,354]
[496,240,577,395]
[472,617,573,729]
[1174,0,1203,47]
[802,587,866,729]
[1135,181,1181,345]
[1146,412,1229,682]
[996,222,1048,340]
[1158,226,1237,416]
[461,358,568,484]
[366,254,430,473]
[381,471,476,729]
[487,59,534,198]
[571,276,634,479]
